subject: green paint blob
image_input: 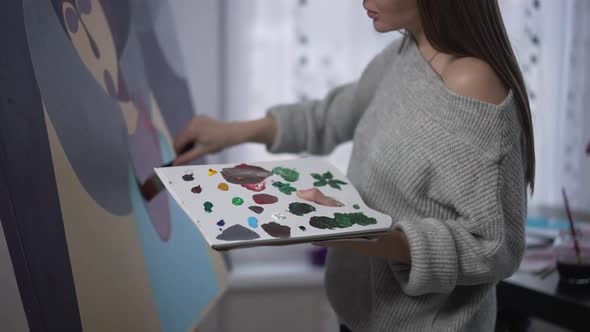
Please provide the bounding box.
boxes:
[272,167,300,182]
[272,181,297,195]
[309,212,377,230]
[353,204,360,209]
[204,201,213,213]
[288,202,316,216]
[310,172,347,190]
[232,197,244,206]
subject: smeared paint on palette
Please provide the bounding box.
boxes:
[252,194,278,205]
[353,204,360,209]
[273,181,297,195]
[217,183,229,191]
[272,167,299,182]
[182,172,194,181]
[299,226,306,231]
[309,212,377,230]
[191,185,202,194]
[288,202,316,216]
[217,220,225,227]
[272,213,286,221]
[217,224,260,241]
[208,169,218,176]
[242,181,266,192]
[248,217,258,228]
[248,206,264,214]
[261,222,291,238]
[221,164,272,184]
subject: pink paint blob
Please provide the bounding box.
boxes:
[242,181,266,192]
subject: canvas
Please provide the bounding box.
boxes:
[156,158,393,250]
[0,0,227,331]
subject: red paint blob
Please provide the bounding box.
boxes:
[252,194,278,205]
[191,185,202,194]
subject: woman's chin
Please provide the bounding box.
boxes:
[372,21,392,33]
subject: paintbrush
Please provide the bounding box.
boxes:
[140,143,194,201]
[562,187,582,264]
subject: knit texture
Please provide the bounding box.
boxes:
[267,38,527,331]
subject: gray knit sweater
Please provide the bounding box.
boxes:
[268,38,527,331]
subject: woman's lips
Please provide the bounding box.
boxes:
[367,10,378,19]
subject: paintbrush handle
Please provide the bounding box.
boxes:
[562,187,582,264]
[162,142,195,168]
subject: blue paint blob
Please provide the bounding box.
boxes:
[248,216,259,228]
[217,219,225,227]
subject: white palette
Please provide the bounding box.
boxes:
[155,158,393,250]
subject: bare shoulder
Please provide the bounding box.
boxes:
[441,56,508,105]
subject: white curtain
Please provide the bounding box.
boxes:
[221,0,395,173]
[500,0,590,214]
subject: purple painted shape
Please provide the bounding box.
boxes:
[128,94,171,241]
[64,7,79,33]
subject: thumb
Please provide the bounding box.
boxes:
[173,145,210,166]
[174,124,196,154]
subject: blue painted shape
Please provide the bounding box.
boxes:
[129,131,220,332]
[248,217,258,228]
[217,219,225,227]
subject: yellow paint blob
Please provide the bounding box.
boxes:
[208,169,218,176]
[217,183,229,191]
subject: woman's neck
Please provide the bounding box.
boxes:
[407,25,434,54]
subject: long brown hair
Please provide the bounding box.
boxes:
[414,0,535,192]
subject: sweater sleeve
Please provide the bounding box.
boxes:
[267,39,401,155]
[391,143,527,296]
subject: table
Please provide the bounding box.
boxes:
[497,270,590,331]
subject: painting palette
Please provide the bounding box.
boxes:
[155,158,393,250]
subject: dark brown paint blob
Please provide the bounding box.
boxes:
[221,164,272,185]
[191,185,202,194]
[216,224,260,241]
[299,226,307,231]
[261,222,291,239]
[288,202,316,216]
[252,194,278,205]
[248,206,264,214]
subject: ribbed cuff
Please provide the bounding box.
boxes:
[393,218,458,296]
[266,103,306,154]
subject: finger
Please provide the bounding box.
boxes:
[296,188,341,207]
[173,145,209,166]
[174,121,197,153]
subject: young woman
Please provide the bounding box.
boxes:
[175,0,534,330]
